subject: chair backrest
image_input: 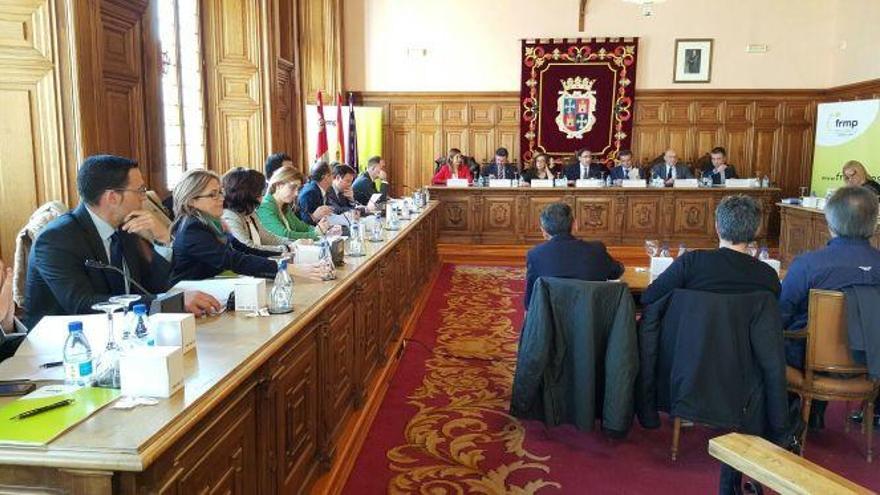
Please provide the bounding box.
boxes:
[12,200,69,306]
[805,289,866,374]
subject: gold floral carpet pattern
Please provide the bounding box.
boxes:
[387,265,561,494]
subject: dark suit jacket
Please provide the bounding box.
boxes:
[352,172,387,205]
[22,204,171,328]
[563,163,607,181]
[649,163,694,180]
[524,233,624,308]
[482,163,518,179]
[170,216,277,284]
[701,164,739,184]
[609,166,645,180]
[297,181,326,225]
[326,186,356,214]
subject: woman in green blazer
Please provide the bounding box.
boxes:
[257,166,328,240]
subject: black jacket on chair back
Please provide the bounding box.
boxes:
[23,204,171,328]
[510,278,638,435]
[636,289,788,438]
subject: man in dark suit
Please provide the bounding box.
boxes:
[482,147,517,180]
[352,155,388,208]
[524,202,624,308]
[326,163,358,214]
[297,161,335,225]
[563,148,607,181]
[701,146,739,185]
[650,149,694,186]
[23,155,220,328]
[608,149,645,181]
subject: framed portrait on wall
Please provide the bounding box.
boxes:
[673,39,713,83]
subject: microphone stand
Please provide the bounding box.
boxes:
[84,260,154,296]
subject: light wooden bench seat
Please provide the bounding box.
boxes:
[708,433,875,495]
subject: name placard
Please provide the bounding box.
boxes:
[724,178,756,188]
[489,179,513,188]
[673,179,700,188]
[575,179,604,188]
[621,179,647,188]
[554,178,569,188]
[446,178,469,187]
[531,179,554,188]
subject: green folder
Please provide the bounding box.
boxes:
[0,387,120,445]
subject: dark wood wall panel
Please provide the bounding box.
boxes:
[359,89,867,199]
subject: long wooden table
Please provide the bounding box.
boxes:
[428,185,780,247]
[0,204,440,494]
[779,203,880,266]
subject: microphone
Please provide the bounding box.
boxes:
[84,259,154,297]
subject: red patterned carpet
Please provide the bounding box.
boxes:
[344,264,880,494]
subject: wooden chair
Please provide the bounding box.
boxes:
[785,289,880,462]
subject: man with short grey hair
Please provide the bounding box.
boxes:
[524,202,623,308]
[780,186,880,427]
[642,195,780,305]
[781,186,880,353]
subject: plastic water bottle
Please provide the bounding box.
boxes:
[605,175,613,187]
[762,175,770,188]
[131,304,154,346]
[269,260,294,314]
[63,321,94,386]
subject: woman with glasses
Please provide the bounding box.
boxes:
[257,166,330,240]
[169,169,325,283]
[221,167,291,254]
[842,160,880,196]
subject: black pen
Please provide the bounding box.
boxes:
[40,361,63,369]
[10,398,75,420]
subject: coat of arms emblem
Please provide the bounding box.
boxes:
[555,77,597,139]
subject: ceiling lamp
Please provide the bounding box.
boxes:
[623,0,667,17]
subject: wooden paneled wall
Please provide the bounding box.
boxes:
[360,90,822,199]
[299,0,342,107]
[0,0,76,263]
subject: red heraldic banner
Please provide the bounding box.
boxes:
[519,38,638,166]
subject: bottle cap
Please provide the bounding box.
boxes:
[133,304,148,315]
[280,260,288,270]
[68,321,83,332]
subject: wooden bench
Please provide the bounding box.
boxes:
[708,433,875,495]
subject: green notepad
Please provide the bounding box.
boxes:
[0,387,120,445]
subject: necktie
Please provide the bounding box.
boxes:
[582,167,587,180]
[498,166,504,180]
[108,231,127,294]
[667,166,673,180]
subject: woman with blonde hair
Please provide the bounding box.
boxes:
[257,166,329,240]
[170,169,325,284]
[842,160,880,196]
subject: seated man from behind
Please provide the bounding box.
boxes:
[352,155,388,207]
[23,155,220,328]
[642,195,780,305]
[524,202,624,309]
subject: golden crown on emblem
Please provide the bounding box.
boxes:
[560,76,596,92]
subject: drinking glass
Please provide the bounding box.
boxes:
[108,294,141,341]
[659,243,671,258]
[644,240,659,257]
[799,186,808,198]
[369,218,384,242]
[318,241,337,281]
[92,301,123,388]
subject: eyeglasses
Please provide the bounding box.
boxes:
[193,189,225,200]
[113,185,148,196]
